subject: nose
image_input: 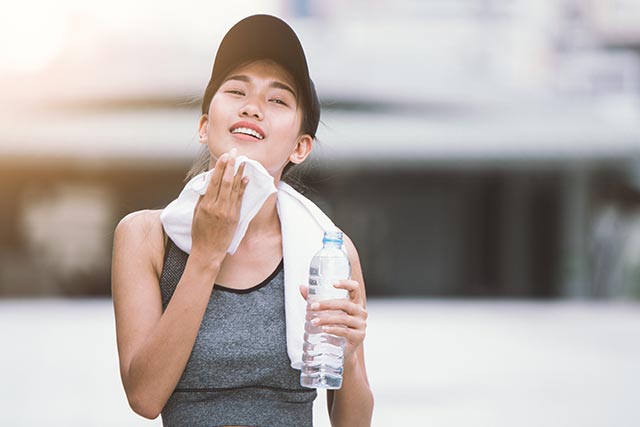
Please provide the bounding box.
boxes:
[239,97,263,120]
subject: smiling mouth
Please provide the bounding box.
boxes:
[231,127,264,140]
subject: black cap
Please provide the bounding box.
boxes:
[201,15,320,138]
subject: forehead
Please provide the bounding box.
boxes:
[223,59,298,93]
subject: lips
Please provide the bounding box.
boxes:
[230,121,265,140]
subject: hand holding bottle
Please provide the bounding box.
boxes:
[300,231,368,389]
[299,279,368,366]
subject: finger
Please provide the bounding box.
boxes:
[231,162,246,194]
[299,285,309,301]
[240,175,249,195]
[333,280,361,301]
[231,175,249,218]
[204,152,228,200]
[320,325,366,344]
[311,312,366,330]
[192,195,204,227]
[310,299,367,318]
[194,193,203,213]
[216,148,237,203]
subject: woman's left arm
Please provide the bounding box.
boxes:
[308,234,374,426]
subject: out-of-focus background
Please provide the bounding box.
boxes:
[1,0,640,426]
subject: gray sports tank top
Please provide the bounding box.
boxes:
[158,238,316,427]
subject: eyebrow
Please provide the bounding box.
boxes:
[225,75,297,99]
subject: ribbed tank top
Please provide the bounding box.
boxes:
[158,238,316,427]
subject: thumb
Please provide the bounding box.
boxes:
[193,194,204,217]
[299,284,309,301]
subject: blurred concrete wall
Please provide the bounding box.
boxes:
[2,157,640,298]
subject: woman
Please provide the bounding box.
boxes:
[111,14,373,427]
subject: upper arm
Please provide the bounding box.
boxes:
[342,233,367,307]
[327,232,371,412]
[111,210,165,382]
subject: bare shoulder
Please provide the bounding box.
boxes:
[116,209,162,234]
[113,209,166,276]
[114,209,164,248]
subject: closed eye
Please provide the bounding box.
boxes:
[270,98,289,106]
[226,89,245,96]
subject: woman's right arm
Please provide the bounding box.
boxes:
[111,150,247,419]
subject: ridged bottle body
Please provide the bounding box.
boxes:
[300,231,351,389]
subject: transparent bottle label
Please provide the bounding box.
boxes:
[315,282,349,300]
[309,256,350,301]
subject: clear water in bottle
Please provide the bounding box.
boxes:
[301,230,351,389]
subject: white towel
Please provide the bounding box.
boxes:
[160,156,336,369]
[160,156,278,255]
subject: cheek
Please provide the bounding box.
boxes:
[273,110,302,137]
[207,95,231,123]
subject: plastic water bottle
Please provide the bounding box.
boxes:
[300,230,351,389]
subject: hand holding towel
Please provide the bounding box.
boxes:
[160,156,278,255]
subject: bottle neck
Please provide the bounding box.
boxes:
[323,241,343,249]
[322,230,344,249]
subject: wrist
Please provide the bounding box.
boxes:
[186,249,224,279]
[343,349,360,372]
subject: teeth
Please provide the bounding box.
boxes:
[231,127,263,140]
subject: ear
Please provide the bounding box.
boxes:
[198,114,209,144]
[289,134,314,165]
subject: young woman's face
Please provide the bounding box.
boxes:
[200,60,312,178]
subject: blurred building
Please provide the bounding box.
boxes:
[1,0,640,298]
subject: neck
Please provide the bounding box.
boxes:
[243,192,280,238]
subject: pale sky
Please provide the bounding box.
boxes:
[0,0,281,75]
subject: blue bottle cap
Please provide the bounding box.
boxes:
[322,230,343,245]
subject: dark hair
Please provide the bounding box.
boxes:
[185,59,316,183]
